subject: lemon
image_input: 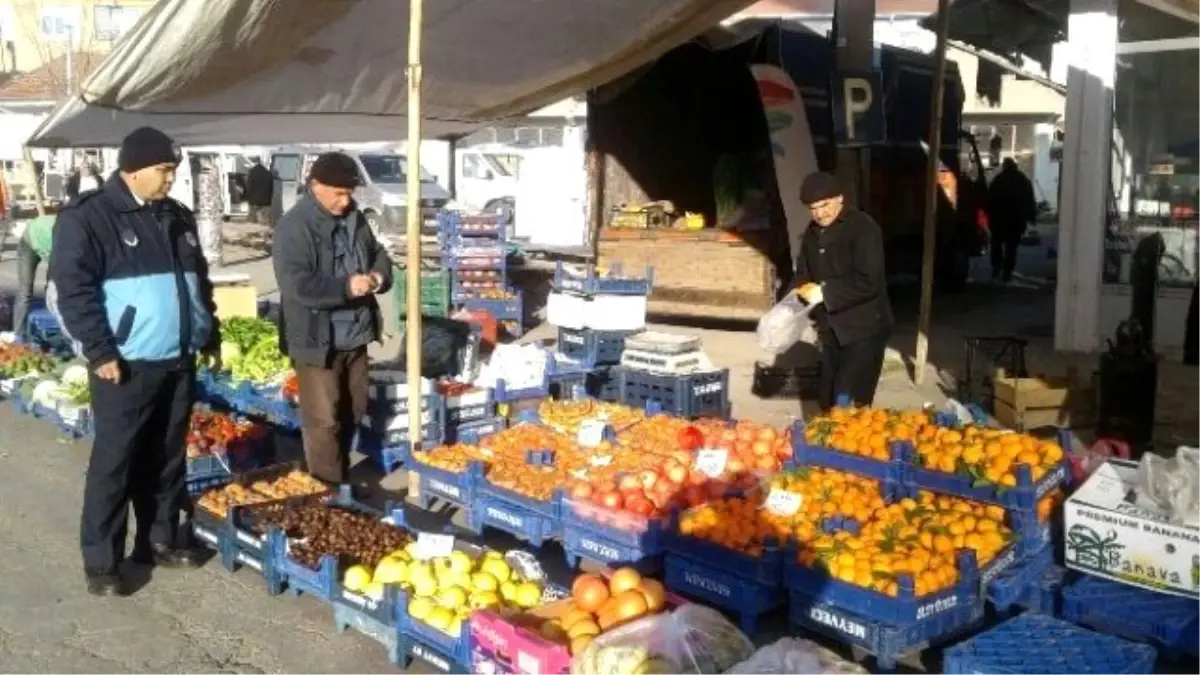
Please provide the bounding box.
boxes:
[411,573,438,597]
[436,585,468,610]
[481,558,512,584]
[471,571,499,592]
[446,616,463,636]
[372,557,408,585]
[388,548,411,562]
[404,542,422,559]
[408,596,435,621]
[448,550,473,575]
[469,590,501,609]
[343,565,372,593]
[425,607,454,632]
[484,550,504,561]
[499,581,518,602]
[408,561,433,583]
[514,582,542,609]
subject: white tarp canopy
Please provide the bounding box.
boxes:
[28,0,754,147]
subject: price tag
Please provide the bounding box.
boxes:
[577,419,607,447]
[693,449,727,478]
[588,455,613,467]
[415,532,455,559]
[764,489,803,516]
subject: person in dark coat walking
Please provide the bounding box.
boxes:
[272,152,393,487]
[986,158,1037,282]
[50,127,219,596]
[245,156,274,225]
[793,172,894,411]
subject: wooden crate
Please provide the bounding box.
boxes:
[992,367,1097,430]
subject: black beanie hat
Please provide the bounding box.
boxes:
[309,152,361,189]
[799,171,843,205]
[118,126,179,172]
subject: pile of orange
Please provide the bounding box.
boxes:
[797,490,1014,597]
[804,406,1067,487]
[912,425,1064,485]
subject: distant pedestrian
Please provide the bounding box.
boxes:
[66,163,102,202]
[986,158,1037,282]
[245,156,274,226]
[793,171,894,411]
[12,213,56,337]
[51,126,219,597]
[272,152,393,488]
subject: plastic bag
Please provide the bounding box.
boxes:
[725,637,868,674]
[756,294,815,355]
[398,316,475,379]
[1136,446,1199,527]
[570,604,752,675]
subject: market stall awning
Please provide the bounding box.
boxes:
[919,0,1066,68]
[28,0,756,147]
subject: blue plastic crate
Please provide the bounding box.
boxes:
[443,251,508,271]
[907,454,1071,512]
[396,592,471,673]
[493,369,552,403]
[984,544,1055,611]
[552,261,652,296]
[461,293,523,321]
[446,415,506,444]
[614,367,730,419]
[787,424,910,484]
[196,369,302,430]
[790,589,987,671]
[354,427,440,474]
[437,211,508,239]
[24,398,93,438]
[333,601,406,665]
[186,473,231,496]
[445,400,495,426]
[186,453,233,482]
[943,613,1158,674]
[1063,574,1200,659]
[561,496,670,568]
[1016,564,1072,616]
[450,278,507,303]
[587,366,620,401]
[785,547,983,626]
[469,488,563,547]
[663,546,786,636]
[556,327,640,367]
[405,450,485,510]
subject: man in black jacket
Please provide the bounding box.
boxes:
[51,127,219,596]
[793,172,894,411]
[987,158,1037,282]
[244,156,274,225]
[272,152,393,486]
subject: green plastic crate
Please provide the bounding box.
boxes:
[389,267,450,333]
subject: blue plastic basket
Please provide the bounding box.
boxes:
[493,369,552,403]
[614,367,730,419]
[333,601,406,665]
[787,422,910,484]
[469,487,563,547]
[461,293,523,321]
[446,415,506,444]
[1062,574,1200,659]
[437,211,507,239]
[552,261,652,296]
[943,613,1158,674]
[663,544,786,636]
[396,592,472,673]
[556,327,640,367]
[984,544,1055,611]
[790,590,987,672]
[587,366,621,401]
[561,495,670,568]
[405,449,485,510]
[1016,564,1072,617]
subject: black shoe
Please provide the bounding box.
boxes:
[85,567,127,597]
[130,542,204,569]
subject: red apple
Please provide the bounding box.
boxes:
[570,482,594,500]
[618,474,641,492]
[599,490,622,510]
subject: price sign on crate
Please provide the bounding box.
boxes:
[415,532,455,559]
[694,449,727,478]
[764,489,803,516]
[577,419,607,448]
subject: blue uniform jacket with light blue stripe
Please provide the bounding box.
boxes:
[49,175,218,368]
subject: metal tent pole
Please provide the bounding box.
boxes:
[913,0,951,385]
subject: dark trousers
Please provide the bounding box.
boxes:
[81,362,194,570]
[295,347,369,484]
[14,236,41,336]
[818,328,890,411]
[990,224,1022,281]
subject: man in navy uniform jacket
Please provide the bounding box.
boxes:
[51,127,219,596]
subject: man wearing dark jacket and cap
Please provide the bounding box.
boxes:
[272,152,393,487]
[244,156,274,225]
[793,171,894,411]
[51,126,219,596]
[987,158,1037,282]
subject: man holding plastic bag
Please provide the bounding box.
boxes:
[792,172,893,410]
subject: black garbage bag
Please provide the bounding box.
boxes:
[396,316,478,379]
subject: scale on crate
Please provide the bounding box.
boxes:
[620,331,713,374]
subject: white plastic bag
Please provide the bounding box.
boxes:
[756,294,815,355]
[1137,446,1199,527]
[570,604,752,675]
[725,637,867,674]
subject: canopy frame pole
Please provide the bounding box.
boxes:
[913,0,951,385]
[405,0,426,442]
[21,147,47,217]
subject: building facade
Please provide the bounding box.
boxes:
[0,1,149,77]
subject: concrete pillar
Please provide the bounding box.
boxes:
[1033,123,1057,211]
[1055,0,1118,352]
[834,0,876,209]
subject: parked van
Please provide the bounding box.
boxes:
[268,146,451,230]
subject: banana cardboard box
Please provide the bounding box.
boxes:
[1064,458,1200,598]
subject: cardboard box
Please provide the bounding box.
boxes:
[1064,459,1200,599]
[210,273,258,320]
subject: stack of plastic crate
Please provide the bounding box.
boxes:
[438,211,523,338]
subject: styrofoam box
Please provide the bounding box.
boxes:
[1064,459,1200,599]
[546,292,587,330]
[587,294,646,331]
[366,370,435,400]
[362,408,437,431]
[446,388,493,409]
